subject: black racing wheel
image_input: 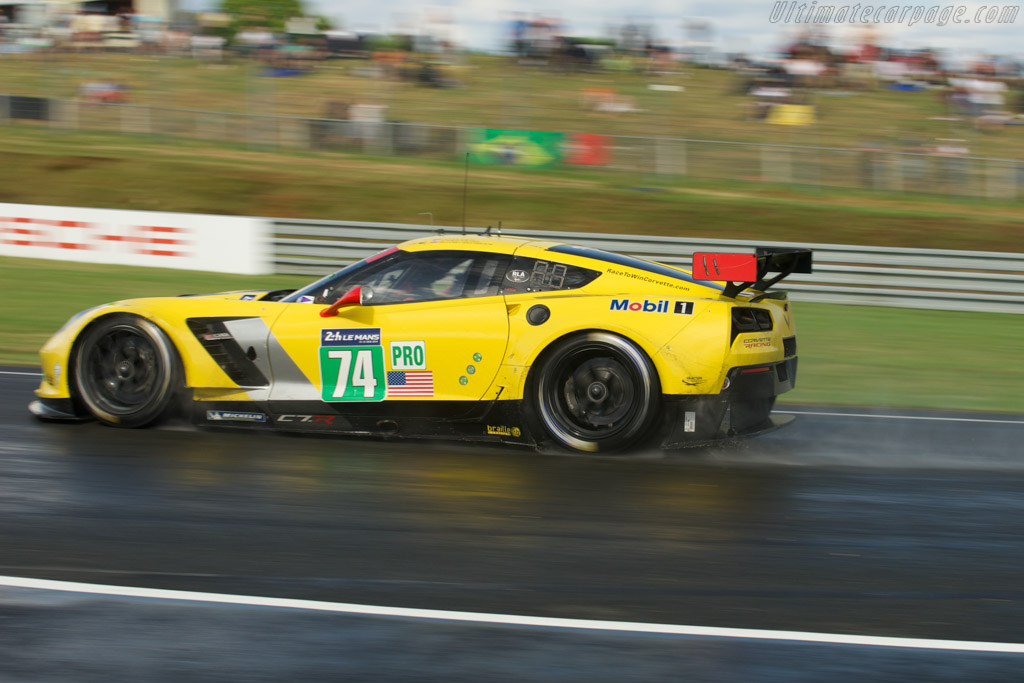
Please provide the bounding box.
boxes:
[73,315,182,427]
[531,332,660,453]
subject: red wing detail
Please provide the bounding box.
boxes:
[691,253,757,282]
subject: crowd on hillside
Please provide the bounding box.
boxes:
[3,6,1022,133]
[737,36,1023,131]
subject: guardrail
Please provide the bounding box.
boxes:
[272,218,1024,314]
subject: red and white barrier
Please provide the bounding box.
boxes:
[0,203,270,275]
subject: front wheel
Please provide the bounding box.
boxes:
[530,332,660,453]
[73,315,182,427]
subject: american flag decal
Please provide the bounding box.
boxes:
[387,370,434,397]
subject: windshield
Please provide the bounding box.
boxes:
[281,246,399,303]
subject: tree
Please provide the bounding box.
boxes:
[219,0,307,32]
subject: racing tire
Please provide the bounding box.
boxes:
[530,332,660,453]
[72,315,182,428]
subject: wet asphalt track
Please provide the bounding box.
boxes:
[2,368,1024,681]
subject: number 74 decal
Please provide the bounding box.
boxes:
[319,346,387,401]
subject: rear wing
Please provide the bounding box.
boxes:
[691,248,813,299]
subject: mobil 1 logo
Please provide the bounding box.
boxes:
[609,299,694,315]
[319,327,386,402]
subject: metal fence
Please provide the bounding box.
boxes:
[272,218,1024,314]
[4,96,1023,200]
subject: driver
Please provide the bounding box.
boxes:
[394,260,456,301]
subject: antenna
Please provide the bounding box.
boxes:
[483,225,492,236]
[497,220,502,235]
[461,152,469,235]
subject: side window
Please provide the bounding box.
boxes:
[502,256,601,294]
[468,257,505,297]
[388,255,474,302]
[295,250,510,305]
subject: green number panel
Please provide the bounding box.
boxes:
[319,346,387,402]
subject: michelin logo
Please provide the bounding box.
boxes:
[207,410,267,423]
[610,299,694,315]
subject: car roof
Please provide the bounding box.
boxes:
[399,234,539,255]
[393,232,727,296]
[398,233,701,282]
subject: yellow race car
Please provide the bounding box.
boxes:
[30,233,811,453]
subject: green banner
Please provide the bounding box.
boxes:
[468,129,565,167]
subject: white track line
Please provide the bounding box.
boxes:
[2,575,1023,654]
[776,410,1024,426]
[0,371,40,377]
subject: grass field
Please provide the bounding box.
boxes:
[1,257,302,367]
[4,53,1023,157]
[2,127,1024,253]
[4,256,1023,414]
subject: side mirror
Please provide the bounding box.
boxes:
[319,285,373,318]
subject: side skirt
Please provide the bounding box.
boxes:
[192,399,537,447]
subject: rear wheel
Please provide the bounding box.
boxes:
[531,332,660,453]
[73,315,182,427]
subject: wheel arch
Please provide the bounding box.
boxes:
[68,311,187,422]
[70,311,171,381]
[522,329,663,453]
[521,326,666,401]
[69,310,205,392]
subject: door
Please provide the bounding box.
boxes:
[267,248,512,408]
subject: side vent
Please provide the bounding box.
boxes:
[186,318,269,387]
[783,336,797,357]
